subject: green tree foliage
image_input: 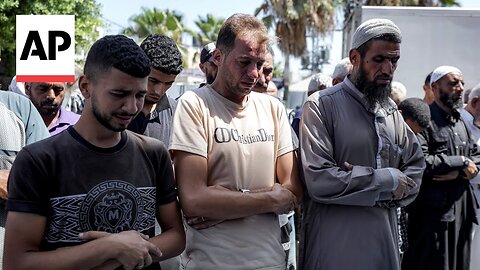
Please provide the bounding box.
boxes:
[256,0,339,58]
[193,14,224,45]
[123,7,190,45]
[0,0,102,87]
[122,7,195,66]
[255,0,341,101]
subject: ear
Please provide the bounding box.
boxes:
[471,96,479,106]
[349,49,360,66]
[431,81,439,93]
[24,82,32,96]
[78,75,91,99]
[211,48,223,67]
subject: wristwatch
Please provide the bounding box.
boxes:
[463,158,470,169]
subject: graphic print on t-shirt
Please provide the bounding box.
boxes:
[213,127,275,144]
[45,180,155,243]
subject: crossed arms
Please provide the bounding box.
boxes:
[172,149,302,225]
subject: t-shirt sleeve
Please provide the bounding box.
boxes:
[7,147,50,215]
[156,145,177,206]
[276,102,296,157]
[169,93,208,157]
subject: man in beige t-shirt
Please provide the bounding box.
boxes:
[170,14,302,270]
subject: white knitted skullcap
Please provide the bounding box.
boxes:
[430,66,462,86]
[352,18,401,49]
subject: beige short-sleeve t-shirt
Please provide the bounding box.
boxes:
[170,86,294,269]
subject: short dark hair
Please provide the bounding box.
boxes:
[424,72,433,86]
[84,35,151,81]
[356,33,402,57]
[216,14,269,55]
[140,34,183,75]
[398,97,431,128]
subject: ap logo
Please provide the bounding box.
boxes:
[16,15,75,82]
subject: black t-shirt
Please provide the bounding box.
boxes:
[7,127,176,268]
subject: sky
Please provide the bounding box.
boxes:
[99,0,480,35]
[100,0,265,35]
[98,0,480,82]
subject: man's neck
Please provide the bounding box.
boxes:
[211,81,248,106]
[435,100,453,114]
[73,113,122,149]
[43,109,61,129]
[142,102,156,115]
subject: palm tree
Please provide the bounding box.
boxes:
[123,7,189,44]
[194,14,225,46]
[255,0,341,101]
[122,7,194,66]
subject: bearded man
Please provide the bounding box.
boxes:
[298,18,425,270]
[402,66,480,270]
[25,82,80,135]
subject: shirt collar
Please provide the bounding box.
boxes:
[431,101,460,123]
[343,76,397,115]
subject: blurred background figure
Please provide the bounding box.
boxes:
[64,84,85,115]
[266,81,279,98]
[390,81,407,105]
[423,72,434,105]
[8,76,26,96]
[0,90,49,269]
[331,57,352,86]
[398,98,431,135]
[252,46,274,95]
[464,88,472,105]
[396,97,431,256]
[307,73,332,96]
[458,83,480,270]
[292,73,332,137]
[199,42,217,87]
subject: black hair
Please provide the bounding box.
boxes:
[424,72,433,86]
[356,33,402,57]
[84,35,151,81]
[140,34,183,75]
[398,97,431,128]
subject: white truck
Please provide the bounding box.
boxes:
[342,6,480,98]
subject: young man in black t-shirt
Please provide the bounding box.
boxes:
[4,35,185,270]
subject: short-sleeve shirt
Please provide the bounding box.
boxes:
[0,91,48,169]
[49,106,80,136]
[170,85,295,269]
[128,95,177,146]
[7,127,176,265]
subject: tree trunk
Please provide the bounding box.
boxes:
[282,55,290,103]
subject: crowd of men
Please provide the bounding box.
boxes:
[1,13,479,270]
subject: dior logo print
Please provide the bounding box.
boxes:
[214,127,274,144]
[45,180,156,243]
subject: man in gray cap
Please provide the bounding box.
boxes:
[299,18,425,270]
[402,66,480,270]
